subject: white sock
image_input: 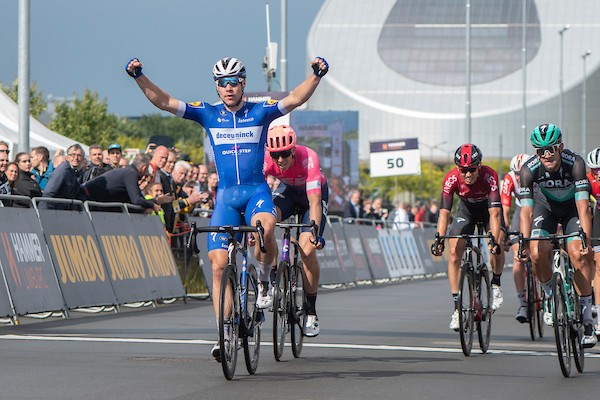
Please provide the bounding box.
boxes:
[580,295,593,323]
[256,261,270,283]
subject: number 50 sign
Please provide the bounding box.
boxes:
[369,138,421,177]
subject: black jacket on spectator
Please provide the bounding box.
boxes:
[82,165,155,209]
[12,170,42,208]
[82,163,112,183]
[343,200,364,219]
[39,162,85,210]
[159,169,177,232]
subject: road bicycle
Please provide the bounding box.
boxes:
[433,224,497,356]
[188,221,266,380]
[518,229,587,377]
[272,217,318,361]
[507,230,545,341]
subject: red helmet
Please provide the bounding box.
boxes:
[454,144,482,168]
[266,125,296,152]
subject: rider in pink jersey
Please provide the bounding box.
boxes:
[263,125,328,337]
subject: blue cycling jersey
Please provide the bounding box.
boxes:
[176,99,288,189]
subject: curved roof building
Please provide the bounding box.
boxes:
[307,0,600,161]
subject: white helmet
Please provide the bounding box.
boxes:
[586,147,600,169]
[510,153,531,172]
[212,57,246,80]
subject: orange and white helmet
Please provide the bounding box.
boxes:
[510,153,531,172]
[266,125,296,152]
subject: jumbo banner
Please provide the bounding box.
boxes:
[357,225,390,280]
[38,209,118,309]
[0,265,14,317]
[329,223,356,283]
[316,227,343,285]
[89,211,157,303]
[341,223,372,281]
[129,213,185,299]
[0,208,65,315]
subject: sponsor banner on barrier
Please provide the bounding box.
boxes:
[90,211,159,303]
[129,214,186,299]
[316,228,343,285]
[357,225,390,279]
[38,209,118,309]
[400,229,427,275]
[377,229,402,278]
[413,227,446,274]
[340,224,372,281]
[329,224,356,283]
[0,208,65,315]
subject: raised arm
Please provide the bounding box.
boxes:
[125,58,181,115]
[281,57,329,112]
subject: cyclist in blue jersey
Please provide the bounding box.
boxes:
[126,55,329,359]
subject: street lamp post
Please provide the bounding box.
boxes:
[582,50,592,156]
[558,25,570,129]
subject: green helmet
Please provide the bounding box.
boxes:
[530,123,562,147]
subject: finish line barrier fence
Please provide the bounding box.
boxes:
[0,194,448,321]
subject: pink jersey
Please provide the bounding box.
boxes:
[264,145,327,195]
[501,170,521,208]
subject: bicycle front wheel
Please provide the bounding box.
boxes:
[273,261,289,361]
[458,264,475,356]
[242,264,261,375]
[552,272,571,377]
[219,265,239,380]
[477,266,492,353]
[571,292,584,373]
[290,261,306,358]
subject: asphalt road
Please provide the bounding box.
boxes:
[1,275,599,400]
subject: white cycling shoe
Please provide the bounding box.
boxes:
[304,314,320,337]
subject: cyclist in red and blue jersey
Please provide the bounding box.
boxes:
[585,147,600,335]
[263,125,328,337]
[501,153,531,323]
[126,56,329,359]
[518,123,596,347]
[432,144,505,331]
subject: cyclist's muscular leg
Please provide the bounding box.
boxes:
[448,238,466,293]
[511,243,526,293]
[299,231,320,294]
[531,240,553,283]
[252,212,278,281]
[568,239,594,296]
[208,249,229,317]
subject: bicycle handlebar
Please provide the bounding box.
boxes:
[186,220,267,253]
[276,219,320,246]
[517,228,588,259]
[432,231,500,255]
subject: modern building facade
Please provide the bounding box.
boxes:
[307,0,600,162]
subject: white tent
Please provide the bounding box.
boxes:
[0,90,88,155]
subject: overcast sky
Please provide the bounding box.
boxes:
[0,0,324,117]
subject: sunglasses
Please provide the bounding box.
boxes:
[216,77,244,88]
[535,145,559,157]
[459,167,477,174]
[0,149,9,154]
[270,150,292,159]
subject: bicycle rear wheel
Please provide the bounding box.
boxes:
[552,272,571,377]
[290,261,306,358]
[242,264,261,375]
[458,264,475,356]
[273,261,289,361]
[477,266,492,353]
[219,265,239,380]
[571,293,584,373]
[526,263,537,340]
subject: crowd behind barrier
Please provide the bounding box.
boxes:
[0,194,185,323]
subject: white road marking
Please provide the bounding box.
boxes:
[1,334,599,358]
